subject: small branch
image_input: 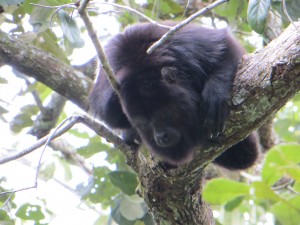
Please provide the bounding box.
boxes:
[147,0,229,54]
[50,139,92,175]
[183,0,193,17]
[0,115,137,166]
[1,116,66,209]
[1,186,36,209]
[282,0,296,26]
[0,117,79,165]
[24,80,47,115]
[94,2,171,29]
[77,0,121,96]
[77,115,139,169]
[34,116,77,183]
[0,114,138,208]
[30,2,76,9]
[272,179,294,191]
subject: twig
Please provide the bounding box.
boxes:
[77,0,120,96]
[34,117,75,183]
[147,0,229,54]
[0,117,78,165]
[25,80,47,115]
[0,114,138,208]
[282,0,298,30]
[93,2,171,29]
[1,127,80,209]
[1,186,36,209]
[272,179,294,191]
[49,140,92,175]
[30,3,76,9]
[183,0,193,17]
[0,115,136,166]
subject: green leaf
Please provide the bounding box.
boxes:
[262,144,300,186]
[159,0,182,14]
[274,119,298,142]
[34,29,69,63]
[16,204,45,221]
[224,196,244,211]
[77,167,119,208]
[120,195,146,221]
[294,182,300,193]
[0,209,13,224]
[278,166,300,182]
[20,104,39,115]
[247,0,272,33]
[111,200,136,225]
[77,142,110,158]
[203,178,250,205]
[40,162,55,181]
[272,0,300,22]
[293,93,300,102]
[57,158,72,181]
[57,10,84,48]
[29,1,53,32]
[10,113,33,132]
[271,197,300,225]
[109,171,138,196]
[214,0,242,23]
[35,83,52,101]
[251,181,280,201]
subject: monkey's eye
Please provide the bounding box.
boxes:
[161,67,177,84]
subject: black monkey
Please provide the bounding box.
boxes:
[89,23,259,169]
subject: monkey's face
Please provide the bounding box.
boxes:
[118,66,204,166]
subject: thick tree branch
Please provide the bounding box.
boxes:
[0,30,92,111]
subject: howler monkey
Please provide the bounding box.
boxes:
[89,23,259,169]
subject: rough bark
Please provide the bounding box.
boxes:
[257,11,284,151]
[0,23,299,224]
[0,31,92,110]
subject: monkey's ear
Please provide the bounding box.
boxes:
[161,67,178,84]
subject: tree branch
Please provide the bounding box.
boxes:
[0,30,92,111]
[78,0,121,96]
[147,0,229,54]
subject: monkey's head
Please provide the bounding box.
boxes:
[117,64,206,166]
[102,24,219,166]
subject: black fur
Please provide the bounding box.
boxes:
[89,23,258,169]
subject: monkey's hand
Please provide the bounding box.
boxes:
[201,88,230,139]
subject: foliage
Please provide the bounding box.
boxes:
[0,0,298,225]
[204,143,300,225]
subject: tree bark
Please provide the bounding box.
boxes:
[0,22,299,224]
[0,31,92,110]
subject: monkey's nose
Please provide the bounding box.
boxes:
[153,127,180,148]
